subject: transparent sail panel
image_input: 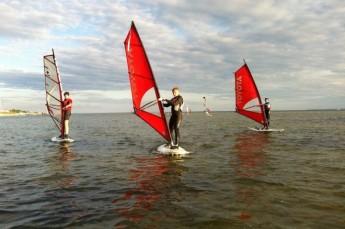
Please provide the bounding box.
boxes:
[44,54,63,133]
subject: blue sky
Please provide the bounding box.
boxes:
[0,0,344,113]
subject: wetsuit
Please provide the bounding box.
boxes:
[264,102,270,128]
[63,98,72,120]
[163,95,183,146]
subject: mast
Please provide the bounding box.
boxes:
[52,49,65,137]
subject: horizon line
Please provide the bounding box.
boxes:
[69,108,345,114]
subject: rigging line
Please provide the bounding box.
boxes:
[43,55,55,65]
[48,103,60,107]
[244,104,263,110]
[140,99,158,110]
[47,110,62,130]
[46,91,62,103]
[50,113,62,125]
[44,55,55,65]
[47,105,60,110]
[238,108,259,113]
[45,74,60,84]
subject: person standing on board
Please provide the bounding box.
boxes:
[263,97,271,129]
[160,87,184,149]
[62,92,72,139]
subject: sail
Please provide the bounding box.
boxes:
[124,22,171,142]
[234,63,267,126]
[43,49,64,136]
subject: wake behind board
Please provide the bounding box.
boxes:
[156,144,190,156]
[51,136,75,143]
[248,127,284,132]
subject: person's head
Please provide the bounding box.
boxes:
[172,87,180,96]
[64,92,70,98]
[265,97,269,102]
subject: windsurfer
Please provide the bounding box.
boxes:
[263,98,271,129]
[202,96,212,116]
[61,92,72,139]
[160,87,183,149]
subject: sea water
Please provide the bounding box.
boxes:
[0,111,344,228]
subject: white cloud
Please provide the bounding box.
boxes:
[0,0,344,112]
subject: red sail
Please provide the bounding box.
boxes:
[44,49,64,137]
[234,63,267,126]
[124,22,171,142]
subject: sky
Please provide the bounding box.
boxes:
[0,0,344,113]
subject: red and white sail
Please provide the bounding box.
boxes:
[124,22,171,142]
[44,49,64,137]
[234,63,267,126]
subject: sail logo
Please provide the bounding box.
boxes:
[236,75,243,104]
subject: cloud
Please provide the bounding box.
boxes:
[0,70,42,90]
[0,0,345,112]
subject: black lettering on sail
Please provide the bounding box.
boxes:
[236,75,243,105]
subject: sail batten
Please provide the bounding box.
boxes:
[45,75,60,84]
[124,22,171,142]
[46,91,62,102]
[43,49,64,137]
[234,63,267,126]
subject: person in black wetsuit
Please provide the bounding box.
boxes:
[263,98,271,129]
[160,87,183,149]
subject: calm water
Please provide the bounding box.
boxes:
[0,111,344,228]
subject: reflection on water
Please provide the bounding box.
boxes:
[43,143,77,189]
[2,112,345,228]
[112,155,185,227]
[233,132,270,221]
[56,143,77,188]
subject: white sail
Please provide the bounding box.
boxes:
[43,49,64,136]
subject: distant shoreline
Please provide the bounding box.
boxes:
[1,109,343,117]
[66,109,345,115]
[0,112,43,117]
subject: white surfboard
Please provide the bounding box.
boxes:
[248,127,284,132]
[156,144,190,156]
[51,136,75,143]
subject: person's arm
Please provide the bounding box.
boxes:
[177,96,183,106]
[163,99,172,107]
[170,96,183,111]
[159,98,172,107]
[63,100,72,110]
[64,104,72,110]
[171,96,183,106]
[62,101,66,110]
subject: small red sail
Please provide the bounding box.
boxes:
[124,22,171,142]
[43,49,64,137]
[234,63,267,126]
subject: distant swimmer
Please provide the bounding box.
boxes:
[62,92,73,139]
[160,87,183,149]
[263,98,271,129]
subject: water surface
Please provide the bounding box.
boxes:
[0,111,344,228]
